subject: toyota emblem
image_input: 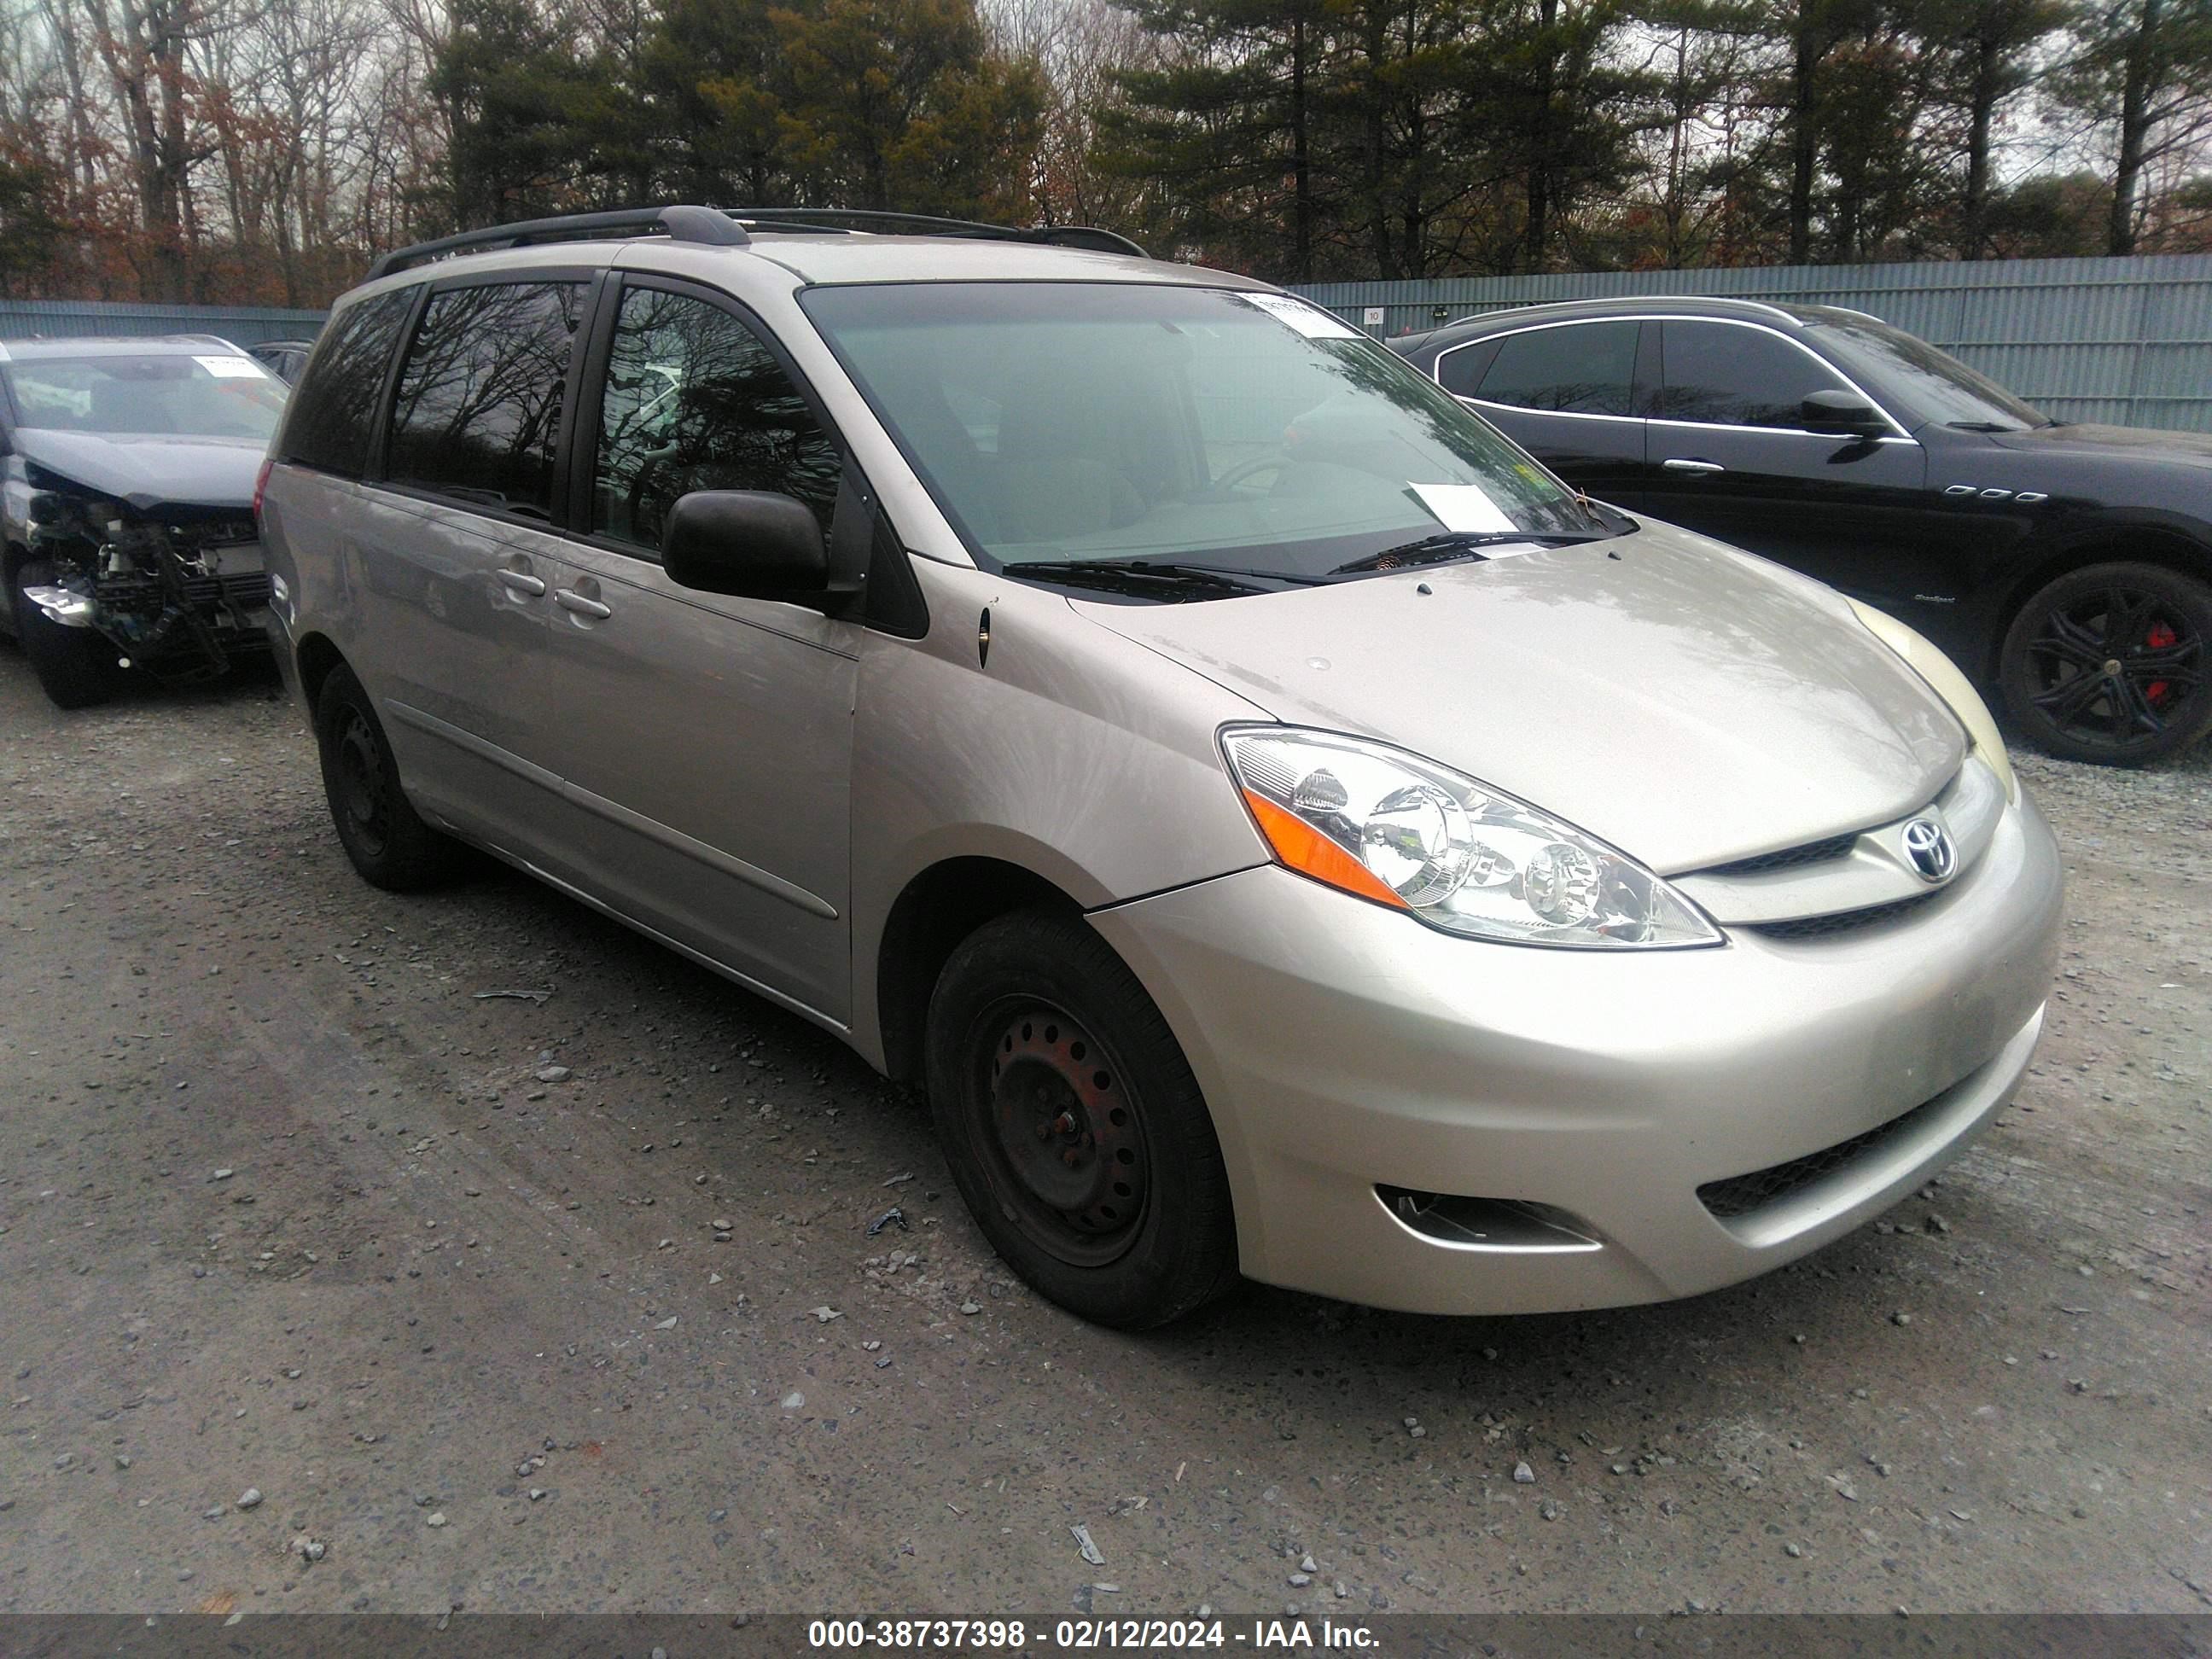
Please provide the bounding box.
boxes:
[1901,817,1957,883]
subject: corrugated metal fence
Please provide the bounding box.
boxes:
[9,259,2209,432]
[1293,253,2212,434]
[0,299,327,349]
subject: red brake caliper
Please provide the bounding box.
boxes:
[2146,621,2177,706]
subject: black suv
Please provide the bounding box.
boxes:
[1391,297,2212,765]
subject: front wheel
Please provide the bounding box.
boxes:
[1999,561,2212,766]
[924,909,1238,1329]
[12,559,112,709]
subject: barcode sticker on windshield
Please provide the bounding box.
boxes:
[1409,483,1516,535]
[1237,293,1360,340]
[195,355,265,378]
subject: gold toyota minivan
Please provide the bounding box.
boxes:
[257,207,2063,1328]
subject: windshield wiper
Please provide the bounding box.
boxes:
[1328,529,1612,577]
[1006,559,1318,596]
[1945,420,2017,433]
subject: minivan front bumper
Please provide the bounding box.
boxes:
[1090,789,2062,1315]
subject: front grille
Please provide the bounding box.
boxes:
[98,572,272,611]
[1745,892,1937,940]
[1697,1091,1947,1220]
[172,518,258,548]
[1703,831,1860,877]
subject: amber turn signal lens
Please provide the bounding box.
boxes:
[1242,789,1407,911]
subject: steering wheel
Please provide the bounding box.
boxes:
[622,441,684,538]
[1204,452,1294,498]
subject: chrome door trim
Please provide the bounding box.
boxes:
[1647,416,1918,446]
[1432,312,1915,441]
[1455,395,1645,428]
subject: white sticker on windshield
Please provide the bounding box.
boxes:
[1237,292,1360,340]
[195,355,265,378]
[1409,482,1516,535]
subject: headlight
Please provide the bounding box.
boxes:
[1845,599,2017,805]
[1222,726,1721,949]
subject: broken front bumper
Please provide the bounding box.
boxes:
[26,548,274,668]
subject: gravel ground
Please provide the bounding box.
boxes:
[0,651,2206,1617]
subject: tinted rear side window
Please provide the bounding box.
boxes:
[1478,321,1639,416]
[282,289,413,474]
[1656,320,1848,428]
[1434,337,1500,399]
[386,281,585,518]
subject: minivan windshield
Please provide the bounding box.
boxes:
[2,352,286,441]
[1807,314,2048,433]
[802,282,1606,582]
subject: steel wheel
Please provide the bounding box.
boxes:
[924,908,1237,1328]
[333,704,394,860]
[313,663,468,890]
[972,1001,1151,1268]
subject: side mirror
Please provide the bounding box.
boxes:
[663,490,829,598]
[1802,389,1887,438]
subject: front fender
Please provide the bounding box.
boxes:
[847,561,1275,1068]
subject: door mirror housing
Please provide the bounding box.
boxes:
[663,491,830,598]
[1802,389,1888,438]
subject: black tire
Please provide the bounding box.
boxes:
[314,663,468,890]
[924,908,1238,1330]
[1999,562,2212,767]
[11,559,112,709]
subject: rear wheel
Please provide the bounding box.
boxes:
[11,559,112,709]
[1999,562,2212,766]
[314,663,467,889]
[924,909,1237,1329]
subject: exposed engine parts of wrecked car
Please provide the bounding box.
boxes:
[21,480,271,680]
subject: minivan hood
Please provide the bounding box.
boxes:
[1074,525,1966,874]
[15,427,265,514]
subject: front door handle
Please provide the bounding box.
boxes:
[498,569,547,597]
[555,588,612,620]
[1662,457,1725,475]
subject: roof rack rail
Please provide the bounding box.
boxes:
[717,207,1147,258]
[366,203,1146,280]
[366,205,748,280]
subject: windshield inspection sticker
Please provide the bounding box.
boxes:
[1409,482,1516,535]
[194,355,266,378]
[1237,292,1360,340]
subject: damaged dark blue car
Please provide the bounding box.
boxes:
[2,334,286,707]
